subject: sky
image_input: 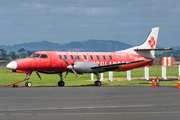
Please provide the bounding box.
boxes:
[0,0,180,47]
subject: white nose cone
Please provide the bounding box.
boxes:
[6,61,17,70]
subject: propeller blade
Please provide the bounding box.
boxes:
[71,68,79,78]
[72,55,78,64]
[63,55,79,79]
[63,70,69,80]
[62,57,69,65]
[67,65,79,78]
[35,71,42,80]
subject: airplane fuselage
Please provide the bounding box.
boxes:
[12,51,153,74]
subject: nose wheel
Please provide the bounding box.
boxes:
[25,82,32,87]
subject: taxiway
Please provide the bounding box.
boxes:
[0,86,180,120]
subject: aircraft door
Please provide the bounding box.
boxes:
[38,54,50,70]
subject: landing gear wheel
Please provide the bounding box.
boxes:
[94,81,101,86]
[25,82,32,87]
[25,82,28,86]
[58,81,65,87]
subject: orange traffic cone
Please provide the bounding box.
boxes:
[177,76,180,89]
[156,76,160,86]
[151,75,156,87]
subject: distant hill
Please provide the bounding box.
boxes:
[1,39,179,53]
[0,39,132,52]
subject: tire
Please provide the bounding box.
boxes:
[58,81,65,87]
[25,82,32,87]
[25,82,28,86]
[94,81,101,86]
[27,82,32,87]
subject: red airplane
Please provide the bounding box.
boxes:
[6,27,172,87]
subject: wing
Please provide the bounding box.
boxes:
[91,60,150,72]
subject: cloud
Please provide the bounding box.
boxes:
[20,2,48,9]
[0,0,179,47]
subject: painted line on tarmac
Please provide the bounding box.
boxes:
[1,92,180,99]
[37,111,180,116]
[10,113,33,115]
[2,111,180,116]
[0,104,179,112]
[0,114,6,115]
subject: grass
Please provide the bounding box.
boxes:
[0,65,179,86]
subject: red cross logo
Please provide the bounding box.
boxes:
[148,36,156,49]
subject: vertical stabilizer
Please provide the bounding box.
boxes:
[118,27,159,58]
[137,27,159,49]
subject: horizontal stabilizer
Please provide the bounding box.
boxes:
[91,60,150,72]
[134,48,173,51]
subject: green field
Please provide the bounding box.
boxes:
[0,65,179,86]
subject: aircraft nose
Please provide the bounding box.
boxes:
[6,61,17,70]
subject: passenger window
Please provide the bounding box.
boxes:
[96,55,100,60]
[109,55,112,60]
[40,54,48,58]
[64,55,67,59]
[90,55,93,60]
[33,54,40,58]
[84,55,87,60]
[103,55,106,60]
[71,55,74,60]
[77,55,80,60]
[59,55,62,59]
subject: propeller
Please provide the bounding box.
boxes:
[35,71,42,80]
[62,55,79,79]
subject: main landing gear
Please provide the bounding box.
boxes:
[94,72,101,86]
[58,72,65,87]
[57,72,101,87]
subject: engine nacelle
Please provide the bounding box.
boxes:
[73,61,99,73]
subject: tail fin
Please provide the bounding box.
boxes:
[137,27,159,49]
[118,27,159,58]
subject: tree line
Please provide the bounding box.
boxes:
[0,48,35,61]
[155,50,180,58]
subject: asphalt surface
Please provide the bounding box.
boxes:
[0,86,180,120]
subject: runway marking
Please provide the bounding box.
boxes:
[0,104,179,112]
[1,92,180,99]
[10,114,33,115]
[1,111,180,116]
[36,111,180,115]
[37,111,180,115]
[0,114,6,115]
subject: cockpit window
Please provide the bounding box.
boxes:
[33,54,40,58]
[40,54,48,58]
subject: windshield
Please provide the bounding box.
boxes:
[30,53,40,58]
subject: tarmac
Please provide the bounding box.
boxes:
[0,86,180,120]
